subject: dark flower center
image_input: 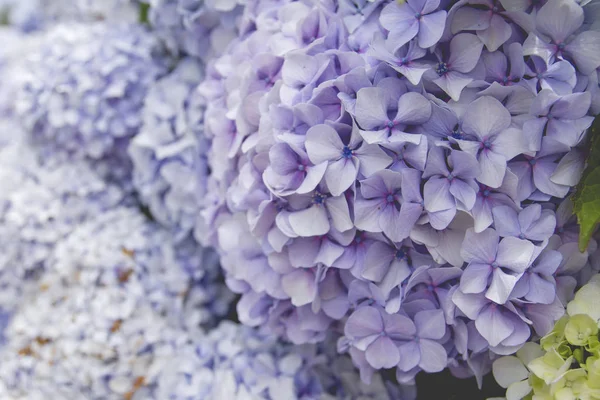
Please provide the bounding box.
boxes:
[482,189,491,197]
[436,62,449,76]
[386,194,395,203]
[481,140,492,149]
[297,164,306,171]
[414,12,422,19]
[313,192,326,205]
[387,121,395,129]
[491,261,499,268]
[395,249,406,260]
[529,159,537,166]
[342,146,353,159]
[451,127,463,139]
[447,173,454,180]
[399,57,409,66]
[557,42,566,50]
[518,233,526,239]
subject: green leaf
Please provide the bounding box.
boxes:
[572,117,600,252]
[139,2,150,25]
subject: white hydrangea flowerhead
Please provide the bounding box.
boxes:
[0,0,139,32]
[139,321,400,400]
[16,22,170,187]
[143,0,244,61]
[0,206,233,399]
[129,57,209,242]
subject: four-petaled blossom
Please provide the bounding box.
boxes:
[492,204,556,244]
[380,0,447,49]
[304,123,392,196]
[344,306,416,369]
[460,228,535,304]
[454,96,530,188]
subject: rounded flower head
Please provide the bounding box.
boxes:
[16,22,169,187]
[144,0,244,60]
[129,58,208,242]
[140,321,403,400]
[0,0,138,32]
[197,0,600,388]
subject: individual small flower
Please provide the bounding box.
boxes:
[492,204,556,243]
[368,37,431,85]
[522,89,593,149]
[354,85,431,144]
[428,33,484,101]
[459,228,535,304]
[344,306,416,369]
[423,146,480,228]
[355,169,421,241]
[564,314,598,346]
[523,0,600,75]
[451,0,514,51]
[453,96,530,188]
[523,56,577,95]
[304,123,392,196]
[396,309,448,373]
[512,249,562,305]
[380,0,447,49]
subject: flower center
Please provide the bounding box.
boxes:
[482,189,491,197]
[297,164,306,171]
[491,262,498,268]
[386,194,395,203]
[436,62,449,76]
[387,121,395,129]
[451,127,463,139]
[395,249,406,260]
[518,233,526,239]
[399,57,409,66]
[313,192,326,205]
[481,140,492,149]
[414,12,422,19]
[529,159,536,166]
[447,173,454,180]
[341,146,353,159]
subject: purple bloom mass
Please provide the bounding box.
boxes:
[199,0,600,389]
[2,0,600,397]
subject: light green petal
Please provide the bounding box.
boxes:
[507,380,532,400]
[528,353,573,385]
[565,314,599,346]
[517,343,545,366]
[494,356,530,388]
[568,280,600,322]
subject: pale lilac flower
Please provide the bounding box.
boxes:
[511,248,562,304]
[354,85,431,144]
[523,56,577,95]
[423,146,480,229]
[428,33,485,101]
[459,228,535,304]
[523,0,600,75]
[453,96,530,188]
[344,306,416,369]
[523,89,593,149]
[368,36,432,85]
[304,123,392,196]
[380,0,447,49]
[451,0,514,51]
[492,204,556,243]
[396,309,448,373]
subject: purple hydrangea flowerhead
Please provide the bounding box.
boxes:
[129,58,207,242]
[380,0,448,49]
[16,22,169,187]
[197,0,600,387]
[144,0,243,61]
[459,227,535,304]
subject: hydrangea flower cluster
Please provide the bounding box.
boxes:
[142,0,244,60]
[138,321,410,400]
[199,0,600,386]
[491,274,600,400]
[129,58,209,242]
[0,206,233,399]
[15,21,169,187]
[0,0,139,32]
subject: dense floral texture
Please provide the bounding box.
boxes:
[129,58,209,242]
[15,22,169,187]
[137,321,411,400]
[199,0,600,387]
[142,0,244,60]
[491,274,600,400]
[0,206,234,399]
[0,0,139,32]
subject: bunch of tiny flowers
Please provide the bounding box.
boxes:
[142,0,244,60]
[199,0,600,386]
[15,21,170,188]
[129,57,209,243]
[136,320,410,400]
[0,0,139,32]
[0,206,234,399]
[490,274,600,400]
